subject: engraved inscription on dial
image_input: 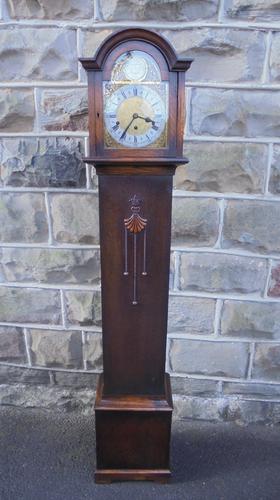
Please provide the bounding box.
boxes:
[104,84,167,148]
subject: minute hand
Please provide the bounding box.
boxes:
[120,113,138,139]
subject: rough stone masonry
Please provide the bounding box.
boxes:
[1,0,280,424]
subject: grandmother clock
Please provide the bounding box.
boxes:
[80,29,192,483]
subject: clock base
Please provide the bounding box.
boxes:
[95,468,171,484]
[94,373,173,482]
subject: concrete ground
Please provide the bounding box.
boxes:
[0,407,280,500]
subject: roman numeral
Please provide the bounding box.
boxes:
[133,87,137,96]
[134,136,137,145]
[121,91,126,99]
[112,123,119,131]
[152,124,159,131]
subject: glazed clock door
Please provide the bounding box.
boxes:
[103,50,169,150]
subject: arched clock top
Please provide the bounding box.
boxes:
[79,28,192,73]
[80,28,193,161]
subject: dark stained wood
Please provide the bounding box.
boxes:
[95,374,172,482]
[95,469,171,484]
[84,157,189,167]
[95,373,173,411]
[80,28,192,483]
[98,167,173,395]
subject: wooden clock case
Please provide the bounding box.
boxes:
[80,29,192,483]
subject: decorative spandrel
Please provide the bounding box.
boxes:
[124,195,148,305]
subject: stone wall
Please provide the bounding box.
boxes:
[1,0,280,424]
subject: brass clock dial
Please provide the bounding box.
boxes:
[104,84,167,148]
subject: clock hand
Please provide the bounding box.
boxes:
[136,115,155,125]
[120,113,139,139]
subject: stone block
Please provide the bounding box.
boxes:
[222,381,280,399]
[173,395,222,422]
[174,394,280,424]
[0,384,94,413]
[268,261,280,297]
[38,89,88,132]
[0,89,34,132]
[0,365,50,385]
[50,193,99,244]
[171,377,218,396]
[0,326,27,363]
[224,0,280,22]
[221,300,280,340]
[171,197,219,247]
[100,0,219,21]
[84,333,103,370]
[0,247,100,285]
[7,0,94,20]
[52,371,98,388]
[252,344,280,381]
[86,164,98,189]
[81,30,113,58]
[82,27,264,83]
[270,33,280,82]
[0,28,77,81]
[170,339,249,377]
[29,329,83,369]
[65,290,101,327]
[268,145,280,195]
[222,200,280,254]
[190,88,280,137]
[175,142,267,194]
[168,296,216,335]
[0,193,48,243]
[0,137,86,188]
[169,252,175,290]
[179,253,266,294]
[0,287,61,324]
[164,28,265,82]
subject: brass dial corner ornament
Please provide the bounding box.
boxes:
[124,195,148,305]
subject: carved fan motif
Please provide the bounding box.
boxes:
[124,212,147,233]
[123,195,148,304]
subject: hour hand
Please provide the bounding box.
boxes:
[137,115,155,125]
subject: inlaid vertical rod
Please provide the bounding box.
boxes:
[133,233,137,305]
[142,228,147,276]
[124,228,128,275]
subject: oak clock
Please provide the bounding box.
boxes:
[80,29,192,483]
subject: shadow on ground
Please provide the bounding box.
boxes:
[0,406,279,500]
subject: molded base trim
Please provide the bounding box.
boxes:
[95,468,171,484]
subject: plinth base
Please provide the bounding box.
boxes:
[95,468,171,484]
[94,374,173,483]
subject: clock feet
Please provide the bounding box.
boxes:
[95,469,171,483]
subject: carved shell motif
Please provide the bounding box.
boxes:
[124,195,147,233]
[124,213,147,233]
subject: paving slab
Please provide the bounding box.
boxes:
[0,406,280,500]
